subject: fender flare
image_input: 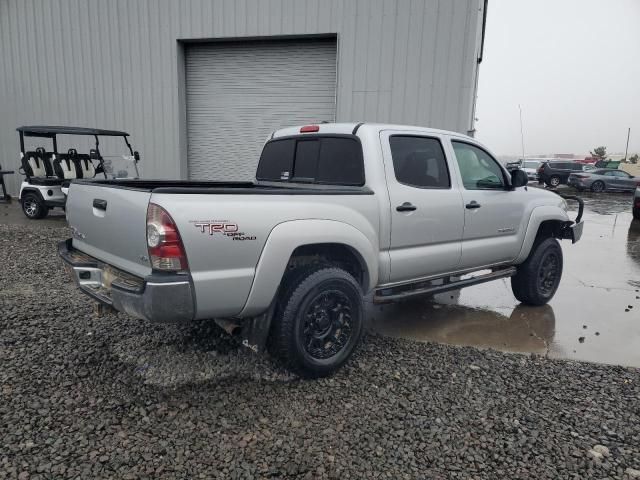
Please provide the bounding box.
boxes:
[513,206,570,263]
[239,219,378,317]
[19,186,45,203]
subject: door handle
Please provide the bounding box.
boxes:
[396,202,417,212]
[93,199,107,211]
[465,201,481,209]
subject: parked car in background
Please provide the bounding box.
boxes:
[521,160,542,181]
[568,168,640,193]
[538,161,594,187]
[634,188,640,219]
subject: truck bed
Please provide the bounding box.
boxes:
[73,179,373,195]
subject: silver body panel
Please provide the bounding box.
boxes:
[65,123,573,321]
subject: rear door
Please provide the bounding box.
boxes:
[66,182,152,277]
[448,139,528,269]
[381,131,464,282]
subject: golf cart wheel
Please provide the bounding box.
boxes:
[511,237,563,306]
[21,192,48,219]
[547,175,561,188]
[590,181,605,193]
[268,267,364,378]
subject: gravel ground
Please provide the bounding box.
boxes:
[1,222,640,480]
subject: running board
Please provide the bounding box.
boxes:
[374,267,517,303]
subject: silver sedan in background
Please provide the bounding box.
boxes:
[568,168,640,193]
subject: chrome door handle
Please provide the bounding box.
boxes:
[465,201,481,209]
[396,202,417,212]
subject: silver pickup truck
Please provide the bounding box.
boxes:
[60,123,583,377]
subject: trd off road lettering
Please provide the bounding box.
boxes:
[193,221,256,241]
[194,221,238,234]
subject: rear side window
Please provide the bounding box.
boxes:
[257,136,364,185]
[256,139,295,181]
[389,136,450,188]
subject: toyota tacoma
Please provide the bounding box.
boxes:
[59,123,583,377]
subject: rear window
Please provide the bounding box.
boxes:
[257,136,365,185]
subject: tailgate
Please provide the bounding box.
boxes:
[66,182,152,278]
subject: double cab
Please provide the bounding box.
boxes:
[60,123,583,377]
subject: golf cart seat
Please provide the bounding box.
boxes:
[54,150,80,180]
[76,153,96,178]
[21,149,63,185]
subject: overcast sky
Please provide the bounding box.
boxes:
[475,0,640,157]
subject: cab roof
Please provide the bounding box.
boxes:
[272,122,474,140]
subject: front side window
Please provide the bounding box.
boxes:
[451,141,505,190]
[389,136,450,189]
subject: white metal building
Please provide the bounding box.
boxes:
[0,0,486,195]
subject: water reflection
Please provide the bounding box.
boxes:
[369,300,556,355]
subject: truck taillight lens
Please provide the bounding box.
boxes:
[146,203,188,271]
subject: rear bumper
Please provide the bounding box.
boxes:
[58,239,195,323]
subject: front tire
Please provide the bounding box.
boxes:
[511,238,563,306]
[21,192,48,219]
[268,267,364,378]
[547,175,561,188]
[590,181,605,193]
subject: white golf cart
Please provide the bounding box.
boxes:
[17,126,140,219]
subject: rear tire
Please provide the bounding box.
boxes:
[268,267,364,378]
[21,192,48,219]
[590,181,605,193]
[547,175,561,188]
[511,238,563,306]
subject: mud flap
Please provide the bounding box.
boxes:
[239,300,277,354]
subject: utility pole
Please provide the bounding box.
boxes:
[518,104,526,161]
[624,127,630,162]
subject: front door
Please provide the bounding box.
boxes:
[608,170,637,191]
[449,139,527,270]
[381,132,465,283]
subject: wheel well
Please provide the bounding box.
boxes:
[536,220,566,241]
[20,188,44,202]
[285,243,368,289]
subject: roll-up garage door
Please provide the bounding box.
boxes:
[185,38,337,180]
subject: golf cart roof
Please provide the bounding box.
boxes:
[17,126,129,137]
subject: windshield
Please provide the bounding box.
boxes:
[523,161,541,169]
[100,154,140,179]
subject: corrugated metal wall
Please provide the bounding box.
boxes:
[0,0,484,195]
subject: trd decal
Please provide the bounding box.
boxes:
[194,222,239,234]
[191,220,257,241]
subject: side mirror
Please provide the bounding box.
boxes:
[133,151,140,162]
[511,169,529,188]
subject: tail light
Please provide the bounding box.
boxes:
[635,198,640,208]
[537,165,545,173]
[146,203,188,271]
[300,125,320,133]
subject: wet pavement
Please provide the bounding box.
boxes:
[2,189,639,368]
[370,188,640,368]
